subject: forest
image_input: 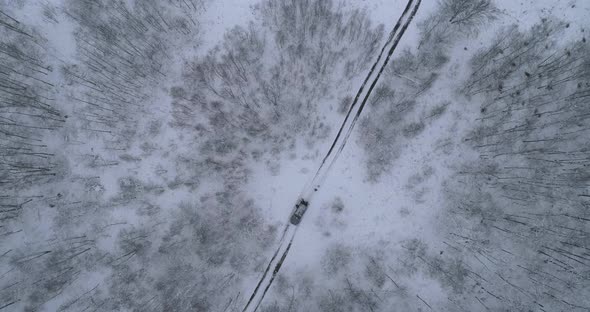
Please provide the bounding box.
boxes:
[0,0,588,311]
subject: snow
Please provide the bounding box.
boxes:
[2,0,590,311]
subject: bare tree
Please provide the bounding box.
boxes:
[442,18,590,311]
[359,0,498,181]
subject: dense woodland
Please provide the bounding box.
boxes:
[0,0,588,311]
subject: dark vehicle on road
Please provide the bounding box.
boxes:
[290,199,309,225]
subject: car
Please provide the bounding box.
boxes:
[289,199,309,225]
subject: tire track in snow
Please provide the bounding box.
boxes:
[243,226,298,312]
[303,0,422,199]
[243,1,421,311]
[242,224,291,310]
[251,236,294,312]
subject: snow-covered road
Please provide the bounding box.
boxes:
[242,1,422,310]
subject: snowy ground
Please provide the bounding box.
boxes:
[1,0,589,311]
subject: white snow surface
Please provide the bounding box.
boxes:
[2,0,589,311]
